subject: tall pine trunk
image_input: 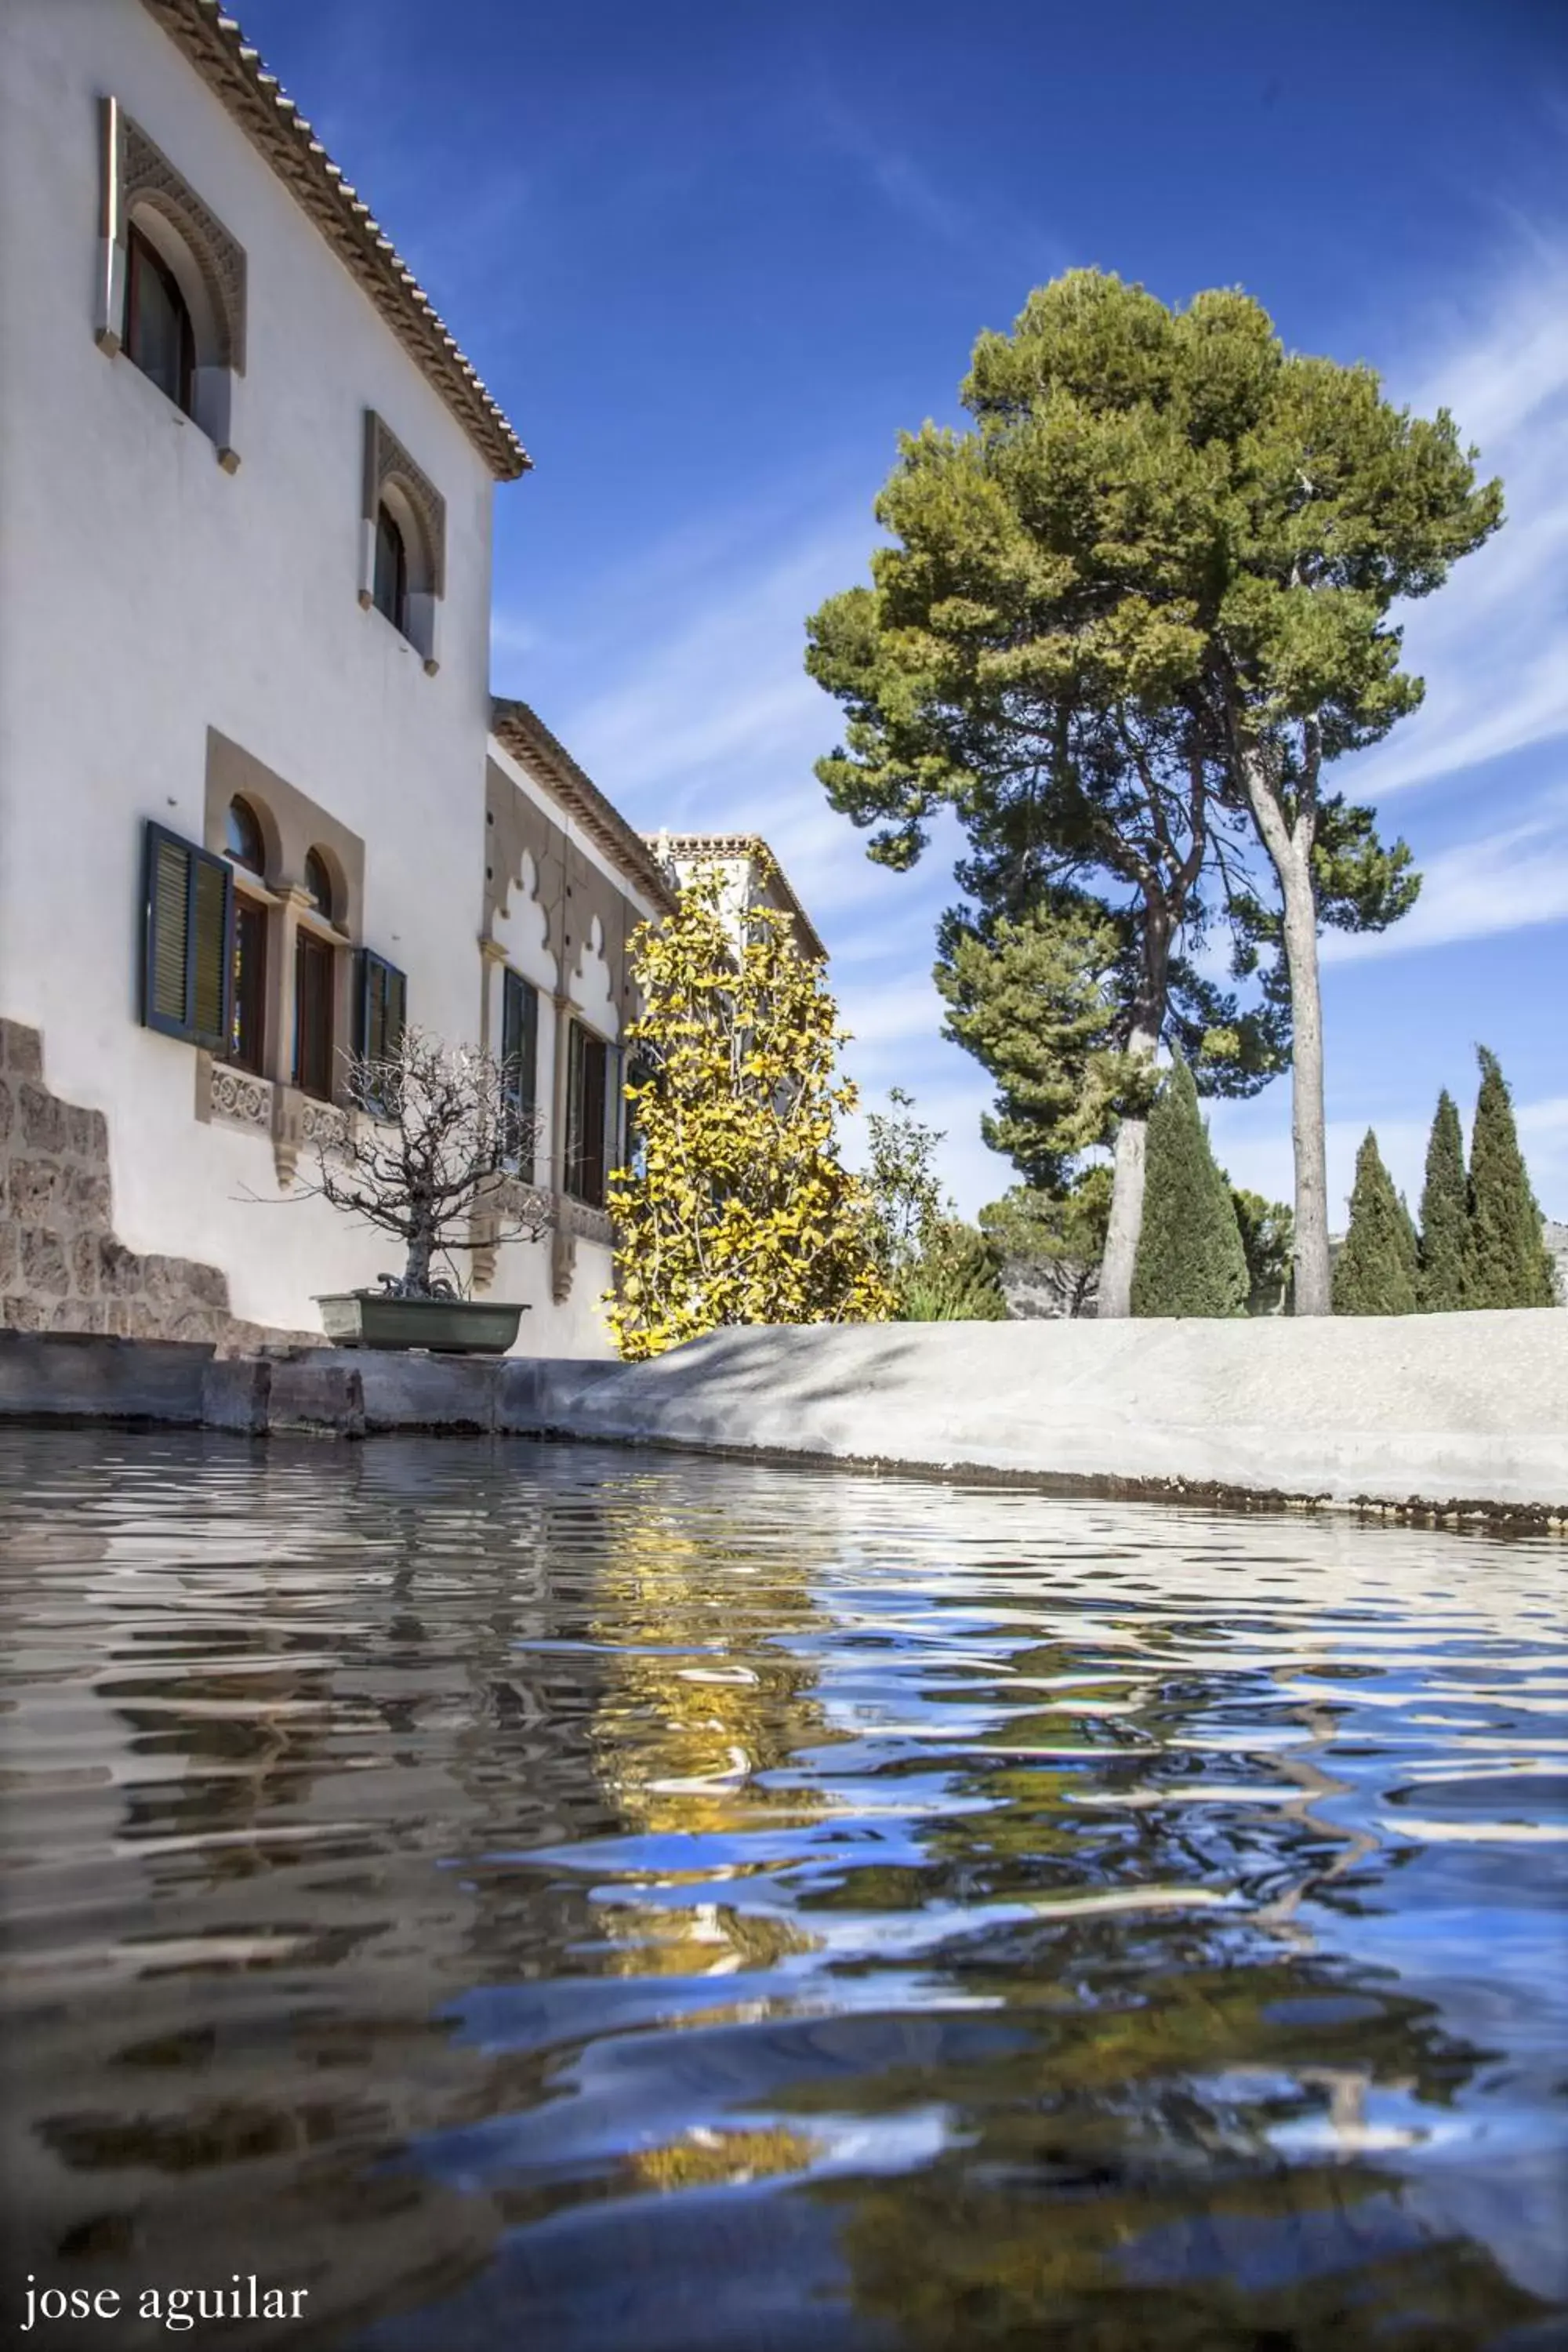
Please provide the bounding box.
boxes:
[1097,920,1170,1319]
[1242,757,1332,1316]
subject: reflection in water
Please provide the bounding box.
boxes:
[0,1430,1564,2350]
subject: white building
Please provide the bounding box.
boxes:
[0,0,808,1358]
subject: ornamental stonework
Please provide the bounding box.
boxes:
[209,1067,272,1131]
[362,412,447,597]
[114,104,249,372]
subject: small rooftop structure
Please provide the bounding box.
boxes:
[646,833,826,964]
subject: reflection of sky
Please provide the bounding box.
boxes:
[337,1479,1568,2340]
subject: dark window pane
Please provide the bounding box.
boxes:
[303,850,333,919]
[293,931,335,1101]
[567,1022,608,1208]
[125,225,194,415]
[229,898,267,1073]
[226,797,264,873]
[501,971,539,1179]
[373,505,408,633]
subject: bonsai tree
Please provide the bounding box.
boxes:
[296,1026,546,1298]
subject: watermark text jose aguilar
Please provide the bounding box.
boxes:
[22,2278,309,2332]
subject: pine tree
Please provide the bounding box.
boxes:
[1131,1056,1249,1317]
[1466,1047,1557,1308]
[1416,1089,1468,1312]
[1333,1131,1418,1314]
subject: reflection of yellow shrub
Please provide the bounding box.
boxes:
[628,2125,822,2193]
[604,865,893,1361]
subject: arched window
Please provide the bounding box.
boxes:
[123,223,194,416]
[224,796,265,875]
[372,503,409,637]
[303,849,336,920]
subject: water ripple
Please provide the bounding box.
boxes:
[0,1428,1564,2350]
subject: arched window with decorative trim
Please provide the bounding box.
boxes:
[96,100,247,466]
[221,796,270,1076]
[360,412,446,673]
[293,849,341,1103]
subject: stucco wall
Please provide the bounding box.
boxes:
[520,1315,1568,1515]
[0,2,626,1356]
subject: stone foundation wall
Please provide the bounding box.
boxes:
[0,1019,315,1355]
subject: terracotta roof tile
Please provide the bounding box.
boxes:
[140,0,530,479]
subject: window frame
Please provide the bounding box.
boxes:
[141,820,232,1051]
[225,891,269,1076]
[564,1018,610,1210]
[500,969,539,1180]
[292,924,337,1103]
[123,221,195,418]
[355,949,408,1118]
[372,503,410,638]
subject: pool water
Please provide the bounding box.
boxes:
[1,1428,1564,2350]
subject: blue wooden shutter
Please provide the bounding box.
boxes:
[142,821,231,1048]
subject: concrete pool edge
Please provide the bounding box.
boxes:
[3,1316,1565,1531]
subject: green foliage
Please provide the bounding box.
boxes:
[860,1087,946,1286]
[859,1089,1009,1321]
[1130,1056,1250,1318]
[898,1218,1009,1322]
[980,1167,1112,1318]
[806,266,1496,873]
[933,899,1138,1186]
[807,267,1501,1309]
[1466,1047,1557,1309]
[605,866,892,1359]
[1332,1131,1418,1315]
[1229,1188,1294,1316]
[1416,1089,1468,1312]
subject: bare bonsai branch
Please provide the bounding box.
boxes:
[284,1026,547,1297]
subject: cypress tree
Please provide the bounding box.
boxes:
[1417,1090,1468,1312]
[1131,1055,1249,1317]
[1333,1131,1418,1314]
[1467,1047,1556,1308]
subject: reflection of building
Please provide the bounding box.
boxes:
[0,3,818,1359]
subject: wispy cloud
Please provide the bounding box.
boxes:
[1348,227,1568,800]
[1210,1091,1568,1226]
[1322,788,1568,963]
[808,90,1065,289]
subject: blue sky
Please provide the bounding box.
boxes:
[244,0,1568,1223]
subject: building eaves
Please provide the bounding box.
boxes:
[490,702,679,916]
[649,833,828,963]
[139,0,531,481]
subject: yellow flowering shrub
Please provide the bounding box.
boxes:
[604,862,894,1360]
